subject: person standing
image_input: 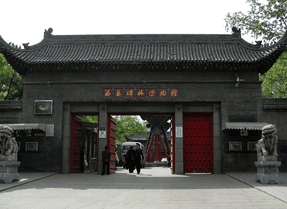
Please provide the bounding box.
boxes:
[134,143,144,174]
[101,146,111,175]
[126,146,135,173]
[115,148,119,170]
[123,151,127,169]
[80,147,85,173]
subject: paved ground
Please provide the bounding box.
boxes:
[0,167,287,209]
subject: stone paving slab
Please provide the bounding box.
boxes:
[0,172,57,192]
[226,172,287,203]
[0,168,286,209]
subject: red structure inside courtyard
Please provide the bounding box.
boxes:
[141,116,171,162]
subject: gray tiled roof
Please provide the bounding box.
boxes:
[0,29,286,75]
[0,101,22,110]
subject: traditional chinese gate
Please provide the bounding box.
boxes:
[183,113,213,173]
[70,115,82,173]
[108,116,116,174]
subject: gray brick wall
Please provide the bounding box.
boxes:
[2,66,286,173]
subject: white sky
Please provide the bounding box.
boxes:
[1,0,253,47]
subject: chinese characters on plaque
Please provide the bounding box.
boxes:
[103,88,178,98]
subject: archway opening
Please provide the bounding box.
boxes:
[109,114,174,175]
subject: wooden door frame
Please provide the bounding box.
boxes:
[70,113,99,173]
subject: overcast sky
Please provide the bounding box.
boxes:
[1,0,252,47]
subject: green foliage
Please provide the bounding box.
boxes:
[260,52,287,98]
[80,115,98,123]
[225,0,287,45]
[78,115,147,142]
[225,0,287,98]
[115,116,147,142]
[0,54,23,100]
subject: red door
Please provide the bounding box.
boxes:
[170,115,175,174]
[108,116,116,174]
[183,113,213,173]
[71,115,82,173]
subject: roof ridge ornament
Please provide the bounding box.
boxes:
[232,27,241,38]
[23,42,30,49]
[44,28,53,39]
[255,41,262,48]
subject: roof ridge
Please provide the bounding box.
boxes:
[1,28,286,76]
[0,35,12,53]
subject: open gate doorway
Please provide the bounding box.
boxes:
[108,114,175,174]
[70,114,98,173]
[69,111,215,175]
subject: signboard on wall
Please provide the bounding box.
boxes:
[45,124,55,137]
[104,88,179,98]
[176,126,183,138]
[99,127,106,139]
[34,100,53,115]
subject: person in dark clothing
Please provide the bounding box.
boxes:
[80,147,85,173]
[126,146,135,173]
[167,156,171,167]
[101,146,111,175]
[123,152,127,169]
[134,143,144,174]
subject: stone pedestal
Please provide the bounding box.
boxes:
[0,161,21,184]
[255,161,282,184]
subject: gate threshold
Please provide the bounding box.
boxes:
[185,173,211,175]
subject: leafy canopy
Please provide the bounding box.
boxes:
[225,0,287,44]
[78,115,147,142]
[80,115,98,123]
[115,116,147,142]
[0,53,23,100]
[225,0,287,98]
[260,52,287,98]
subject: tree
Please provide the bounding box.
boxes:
[0,53,23,100]
[260,52,287,98]
[225,0,287,98]
[225,0,287,44]
[115,116,147,142]
[78,115,147,142]
[80,115,98,123]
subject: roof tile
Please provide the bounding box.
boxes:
[0,32,286,75]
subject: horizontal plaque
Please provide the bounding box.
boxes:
[103,88,179,98]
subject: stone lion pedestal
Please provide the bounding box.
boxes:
[255,124,282,184]
[0,161,21,184]
[255,157,282,184]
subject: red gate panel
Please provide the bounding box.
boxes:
[71,115,82,173]
[171,115,175,174]
[183,113,213,173]
[108,116,116,174]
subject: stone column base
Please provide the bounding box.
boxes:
[0,161,21,184]
[255,161,282,184]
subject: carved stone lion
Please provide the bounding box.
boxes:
[257,124,278,159]
[0,125,18,161]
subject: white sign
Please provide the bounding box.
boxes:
[99,131,106,139]
[45,124,54,137]
[176,126,183,138]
